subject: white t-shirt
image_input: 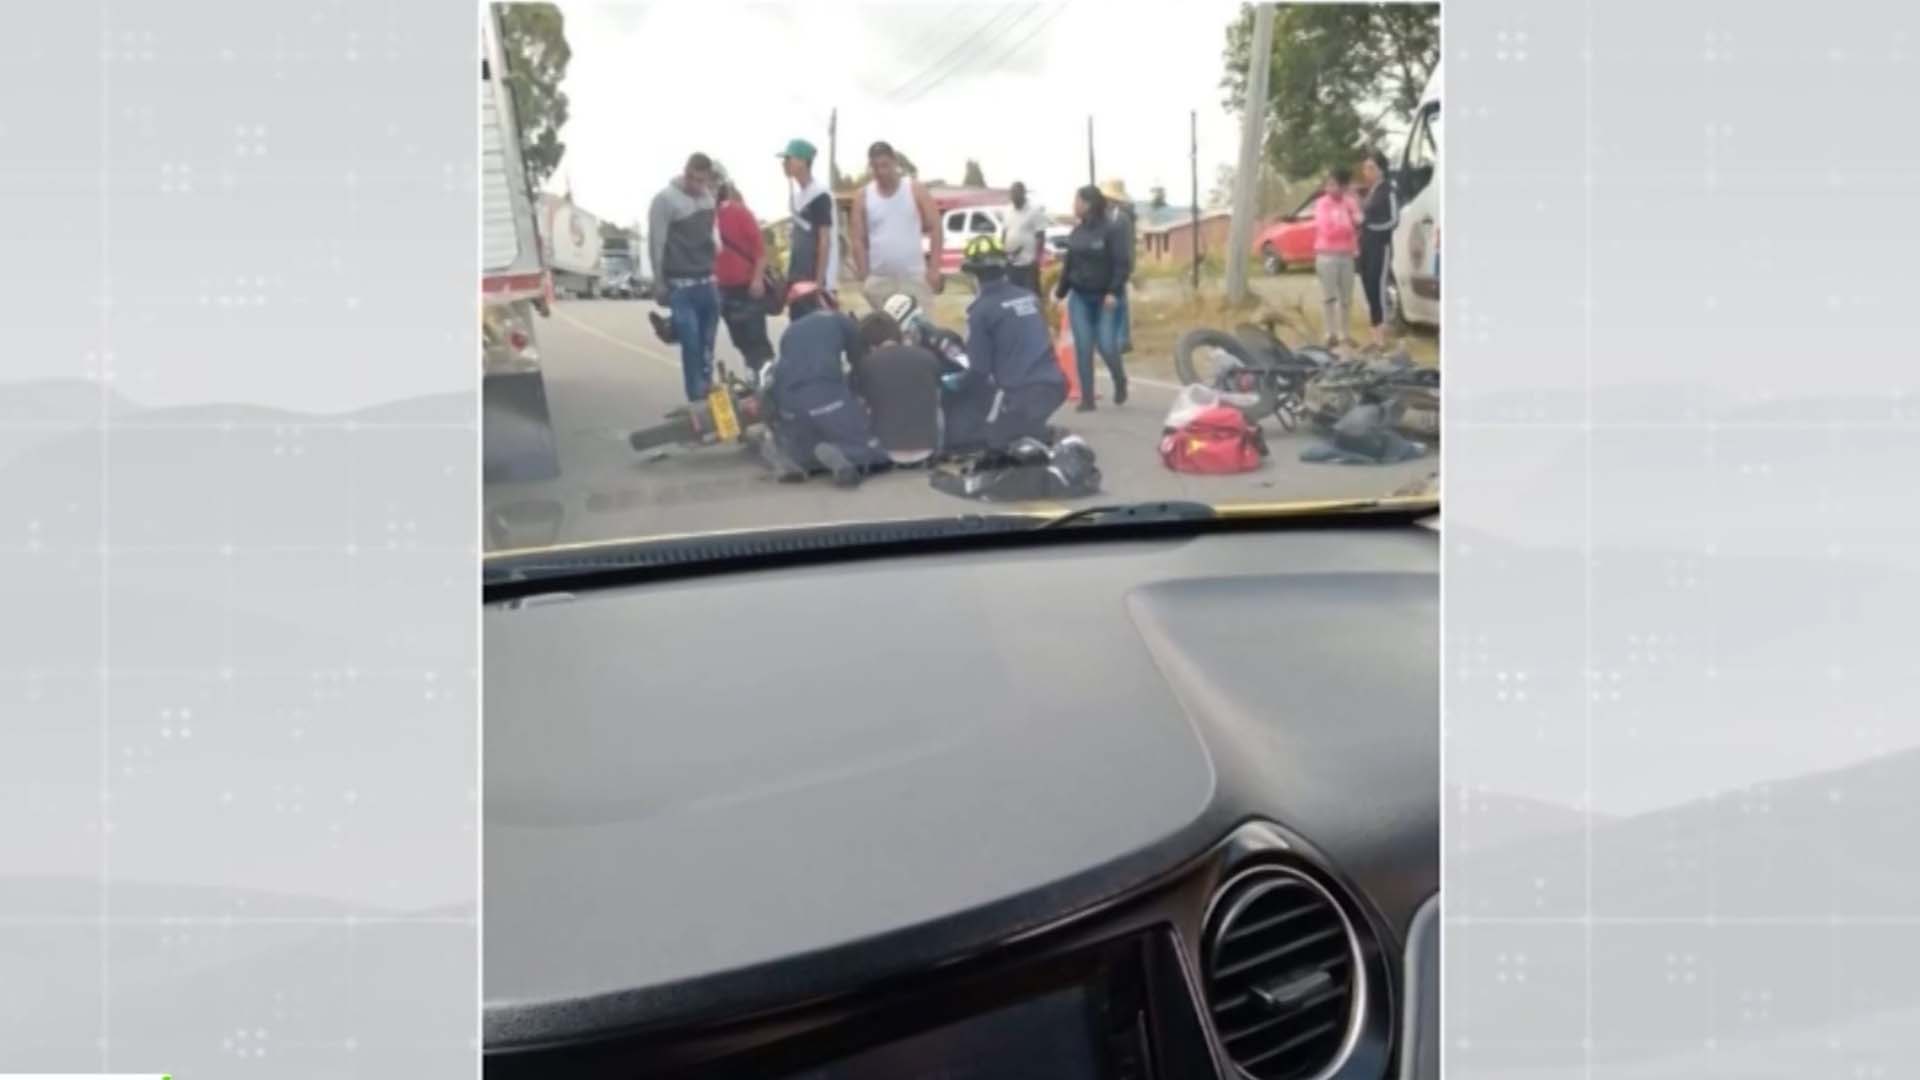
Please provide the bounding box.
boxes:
[1001,202,1050,266]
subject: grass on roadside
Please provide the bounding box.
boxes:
[844,271,1438,380]
[1126,285,1439,379]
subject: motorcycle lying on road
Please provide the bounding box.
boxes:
[1301,352,1440,441]
[1172,318,1439,440]
[627,365,768,456]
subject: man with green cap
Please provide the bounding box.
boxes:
[778,137,840,297]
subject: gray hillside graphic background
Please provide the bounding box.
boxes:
[1,0,476,1075]
[7,1,1920,1079]
[1448,1,1920,1076]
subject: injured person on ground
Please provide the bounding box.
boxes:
[756,281,891,488]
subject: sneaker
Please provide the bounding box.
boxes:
[1113,378,1129,406]
[1075,400,1097,413]
[813,443,863,488]
[759,436,805,482]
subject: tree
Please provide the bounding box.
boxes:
[962,158,987,187]
[498,2,573,191]
[1209,161,1314,219]
[1219,3,1438,180]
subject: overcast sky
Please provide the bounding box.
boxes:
[545,0,1251,228]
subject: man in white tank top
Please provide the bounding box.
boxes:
[847,140,942,316]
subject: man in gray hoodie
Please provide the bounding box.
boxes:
[648,153,720,402]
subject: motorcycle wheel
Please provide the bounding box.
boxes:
[627,404,707,454]
[1232,322,1292,362]
[1172,328,1279,426]
[1273,390,1302,433]
[1173,328,1250,386]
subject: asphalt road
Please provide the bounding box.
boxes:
[483,298,1436,552]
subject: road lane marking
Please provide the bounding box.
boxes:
[1091,370,1181,392]
[549,306,681,372]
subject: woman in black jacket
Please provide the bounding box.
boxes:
[1358,149,1401,350]
[1052,184,1130,410]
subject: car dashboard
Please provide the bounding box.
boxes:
[484,520,1438,1080]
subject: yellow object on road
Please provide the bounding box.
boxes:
[708,385,741,442]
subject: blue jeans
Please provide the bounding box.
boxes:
[1114,289,1132,351]
[1067,292,1126,396]
[668,282,720,401]
[770,391,889,472]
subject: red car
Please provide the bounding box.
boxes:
[1250,192,1321,273]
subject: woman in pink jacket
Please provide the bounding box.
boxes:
[1312,165,1363,349]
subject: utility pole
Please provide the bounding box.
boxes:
[1190,109,1201,291]
[1086,115,1096,186]
[1225,2,1275,305]
[828,107,839,189]
[828,106,845,280]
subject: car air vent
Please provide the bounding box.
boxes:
[1203,866,1364,1080]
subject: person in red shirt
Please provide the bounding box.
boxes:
[712,168,775,373]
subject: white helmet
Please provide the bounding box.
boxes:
[882,292,923,332]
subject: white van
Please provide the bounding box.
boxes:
[936,203,1010,276]
[1389,64,1440,329]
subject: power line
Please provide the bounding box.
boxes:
[853,3,973,98]
[888,5,1032,101]
[887,3,977,74]
[978,4,1068,77]
[886,4,1038,102]
[904,1,1069,104]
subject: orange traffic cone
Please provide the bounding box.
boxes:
[1054,302,1089,404]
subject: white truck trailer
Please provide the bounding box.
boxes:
[482,5,560,484]
[539,193,606,299]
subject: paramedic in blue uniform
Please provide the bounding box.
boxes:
[759,281,890,487]
[952,235,1068,451]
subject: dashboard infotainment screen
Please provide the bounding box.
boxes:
[777,985,1103,1080]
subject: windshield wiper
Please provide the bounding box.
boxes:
[1034,500,1218,530]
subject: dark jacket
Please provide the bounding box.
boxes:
[1111,203,1136,279]
[852,343,942,452]
[1053,215,1130,299]
[648,176,717,282]
[968,278,1067,393]
[1361,178,1399,252]
[770,311,863,410]
[909,323,971,376]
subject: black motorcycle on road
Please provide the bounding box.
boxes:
[1172,319,1336,432]
[1173,318,1439,440]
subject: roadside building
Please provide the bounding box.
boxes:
[1137,208,1233,267]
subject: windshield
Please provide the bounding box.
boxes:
[482,1,1441,559]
